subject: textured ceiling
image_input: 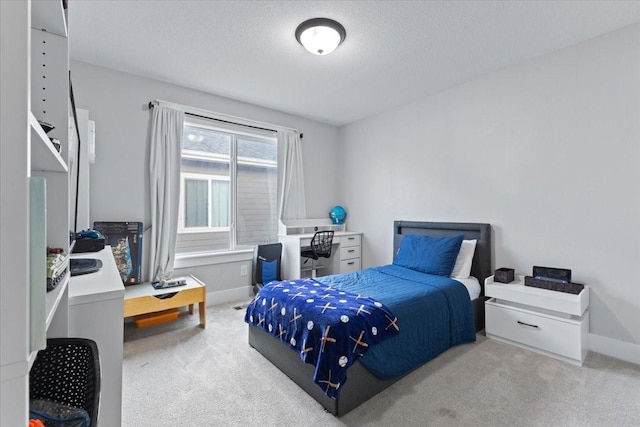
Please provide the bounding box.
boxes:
[69,1,640,126]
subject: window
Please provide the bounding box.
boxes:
[177,118,278,254]
[181,173,229,229]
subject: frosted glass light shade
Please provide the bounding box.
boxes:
[296,18,346,56]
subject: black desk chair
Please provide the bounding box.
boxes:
[253,242,283,294]
[301,230,334,278]
[30,338,101,427]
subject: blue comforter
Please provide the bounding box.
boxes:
[245,265,476,398]
[245,277,400,398]
[319,265,476,379]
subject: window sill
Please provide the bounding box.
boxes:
[174,249,253,269]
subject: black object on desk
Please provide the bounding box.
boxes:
[70,258,103,276]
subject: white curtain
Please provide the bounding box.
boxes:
[278,130,307,220]
[149,105,184,281]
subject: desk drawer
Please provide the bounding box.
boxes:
[341,234,361,248]
[340,258,361,273]
[485,299,584,362]
[124,286,204,318]
[340,245,361,261]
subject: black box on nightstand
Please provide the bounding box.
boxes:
[494,267,515,283]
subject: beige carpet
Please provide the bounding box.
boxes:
[122,301,640,427]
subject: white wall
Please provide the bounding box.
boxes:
[70,61,340,301]
[71,23,639,356]
[339,24,640,349]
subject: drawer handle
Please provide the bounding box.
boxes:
[517,320,539,329]
[347,249,355,253]
[348,237,355,240]
[154,292,178,300]
[347,262,355,265]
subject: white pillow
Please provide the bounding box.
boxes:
[451,239,477,279]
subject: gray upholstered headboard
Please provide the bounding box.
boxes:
[393,221,492,295]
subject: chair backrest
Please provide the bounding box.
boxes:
[30,338,101,427]
[253,243,282,286]
[311,230,334,259]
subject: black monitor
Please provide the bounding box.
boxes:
[68,74,101,276]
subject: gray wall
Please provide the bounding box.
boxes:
[339,24,640,347]
[70,61,340,298]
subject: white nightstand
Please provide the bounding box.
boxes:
[484,275,589,366]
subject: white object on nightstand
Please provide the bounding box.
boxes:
[484,274,589,366]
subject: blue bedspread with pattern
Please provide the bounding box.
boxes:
[244,278,400,398]
[245,264,476,398]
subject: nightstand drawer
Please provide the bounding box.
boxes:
[485,299,586,363]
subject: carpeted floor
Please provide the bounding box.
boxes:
[122,301,640,427]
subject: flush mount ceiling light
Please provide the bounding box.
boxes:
[295,18,346,56]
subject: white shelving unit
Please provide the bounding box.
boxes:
[1,1,71,425]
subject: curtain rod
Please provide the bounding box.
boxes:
[148,100,302,138]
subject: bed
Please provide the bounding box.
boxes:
[246,221,492,416]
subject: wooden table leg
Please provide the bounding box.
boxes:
[188,303,194,315]
[199,301,206,328]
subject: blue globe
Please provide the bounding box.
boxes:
[329,205,347,225]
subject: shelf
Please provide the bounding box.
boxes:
[31,0,67,37]
[27,272,70,369]
[29,112,68,172]
[45,272,69,330]
[278,218,346,236]
[485,275,589,317]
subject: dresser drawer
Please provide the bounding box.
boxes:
[485,299,586,363]
[340,258,361,273]
[339,245,361,261]
[340,234,361,248]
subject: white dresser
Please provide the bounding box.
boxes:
[485,275,589,366]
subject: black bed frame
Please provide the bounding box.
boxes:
[248,221,492,416]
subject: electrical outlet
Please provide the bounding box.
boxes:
[240,265,248,276]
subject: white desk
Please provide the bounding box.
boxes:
[279,231,362,279]
[69,247,124,427]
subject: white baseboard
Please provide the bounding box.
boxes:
[206,287,253,307]
[589,333,640,366]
